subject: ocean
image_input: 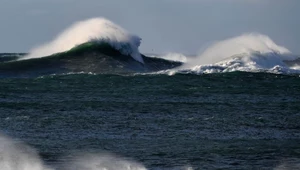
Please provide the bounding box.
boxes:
[0,17,300,170]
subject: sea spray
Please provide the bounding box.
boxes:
[61,153,147,170]
[189,33,291,66]
[0,134,51,170]
[0,134,148,170]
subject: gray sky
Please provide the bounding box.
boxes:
[0,0,299,54]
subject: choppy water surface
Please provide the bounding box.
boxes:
[0,73,299,169]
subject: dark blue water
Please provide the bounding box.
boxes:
[0,73,299,169]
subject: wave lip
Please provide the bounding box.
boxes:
[22,17,144,63]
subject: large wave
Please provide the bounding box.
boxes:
[22,18,144,63]
[2,18,300,76]
[162,33,300,74]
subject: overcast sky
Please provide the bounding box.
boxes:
[0,0,299,54]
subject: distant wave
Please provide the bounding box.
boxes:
[157,33,300,75]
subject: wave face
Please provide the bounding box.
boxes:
[22,18,144,63]
[163,33,300,75]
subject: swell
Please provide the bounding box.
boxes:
[0,43,182,78]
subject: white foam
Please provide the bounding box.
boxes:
[22,18,144,63]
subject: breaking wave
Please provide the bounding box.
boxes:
[161,33,300,75]
[22,17,144,63]
[1,17,300,77]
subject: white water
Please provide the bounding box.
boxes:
[22,17,144,63]
[158,33,300,74]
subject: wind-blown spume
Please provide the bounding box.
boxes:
[22,18,144,63]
